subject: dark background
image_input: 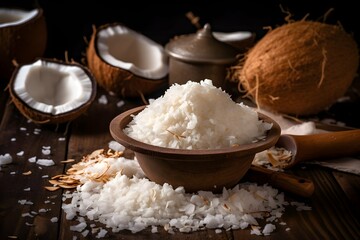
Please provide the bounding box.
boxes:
[1,0,359,62]
[2,0,360,127]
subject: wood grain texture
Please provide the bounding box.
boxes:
[0,100,68,239]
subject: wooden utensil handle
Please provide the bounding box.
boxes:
[279,129,360,163]
[248,166,314,198]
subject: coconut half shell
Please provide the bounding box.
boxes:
[238,20,359,116]
[9,58,97,124]
[0,7,47,85]
[86,23,169,98]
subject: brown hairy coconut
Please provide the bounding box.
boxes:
[236,20,359,116]
[9,58,97,124]
[0,7,47,84]
[86,23,169,99]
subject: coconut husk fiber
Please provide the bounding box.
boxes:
[235,20,359,116]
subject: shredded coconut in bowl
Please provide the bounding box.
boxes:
[124,79,272,149]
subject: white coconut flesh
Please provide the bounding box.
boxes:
[0,8,38,28]
[213,31,252,42]
[13,59,93,115]
[97,25,168,79]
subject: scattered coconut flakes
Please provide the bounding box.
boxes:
[28,156,36,163]
[36,159,55,166]
[23,171,32,175]
[42,175,49,178]
[45,186,61,191]
[8,235,17,239]
[70,222,87,232]
[10,171,16,175]
[116,100,125,108]
[82,229,89,237]
[98,95,108,104]
[262,223,276,235]
[42,146,51,155]
[61,159,75,164]
[0,153,13,165]
[11,138,16,141]
[24,187,31,191]
[18,199,33,205]
[39,209,47,213]
[253,147,294,171]
[108,140,125,152]
[96,228,108,238]
[50,217,58,223]
[20,127,27,131]
[22,212,33,218]
[286,227,291,231]
[55,148,313,236]
[42,149,51,155]
[16,151,24,156]
[151,226,158,233]
[58,137,66,141]
[250,226,262,235]
[61,156,288,234]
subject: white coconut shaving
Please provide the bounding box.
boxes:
[0,153,13,170]
[36,159,55,166]
[0,153,13,165]
[108,140,125,152]
[124,79,272,149]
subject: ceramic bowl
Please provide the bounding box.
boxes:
[110,105,281,193]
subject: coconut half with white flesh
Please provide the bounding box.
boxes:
[86,23,169,98]
[9,58,97,124]
[0,8,47,84]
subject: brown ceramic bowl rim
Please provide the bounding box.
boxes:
[110,105,281,160]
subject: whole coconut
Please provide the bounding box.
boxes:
[237,20,359,116]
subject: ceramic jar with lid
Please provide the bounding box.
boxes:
[165,24,239,89]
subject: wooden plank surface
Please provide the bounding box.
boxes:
[0,98,68,239]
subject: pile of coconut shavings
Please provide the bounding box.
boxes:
[53,147,311,237]
[124,79,272,150]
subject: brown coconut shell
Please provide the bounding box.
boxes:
[0,8,47,85]
[9,58,97,125]
[238,20,359,116]
[86,23,168,99]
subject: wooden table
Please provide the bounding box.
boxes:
[1,83,360,240]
